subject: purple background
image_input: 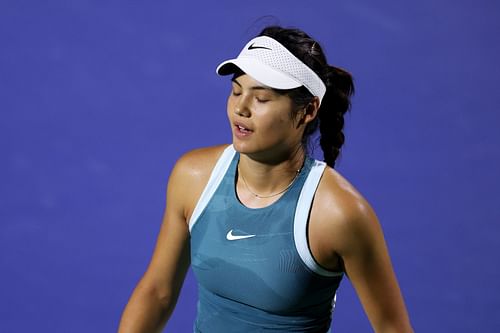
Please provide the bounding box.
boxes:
[1,0,499,332]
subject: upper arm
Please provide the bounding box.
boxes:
[338,202,412,332]
[139,155,194,302]
[314,171,413,332]
[138,146,226,302]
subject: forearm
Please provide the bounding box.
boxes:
[118,283,176,333]
[374,321,414,333]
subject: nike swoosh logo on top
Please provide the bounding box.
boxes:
[226,229,256,241]
[248,43,271,50]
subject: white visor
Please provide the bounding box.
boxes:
[216,36,326,104]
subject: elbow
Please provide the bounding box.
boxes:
[135,278,177,313]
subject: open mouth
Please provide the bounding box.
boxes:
[236,124,252,133]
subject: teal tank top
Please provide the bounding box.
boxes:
[189,145,343,332]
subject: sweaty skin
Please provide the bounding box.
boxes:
[118,74,413,333]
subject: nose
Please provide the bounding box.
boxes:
[234,99,251,118]
[235,107,249,117]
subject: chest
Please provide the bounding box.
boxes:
[188,151,341,314]
[190,204,335,313]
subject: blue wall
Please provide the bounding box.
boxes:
[1,1,499,332]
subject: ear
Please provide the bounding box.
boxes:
[302,96,320,124]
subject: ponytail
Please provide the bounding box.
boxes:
[318,66,354,167]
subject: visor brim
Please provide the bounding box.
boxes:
[216,58,302,90]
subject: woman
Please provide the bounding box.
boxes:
[118,26,413,332]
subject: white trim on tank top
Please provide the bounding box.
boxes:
[188,144,341,277]
[293,159,343,277]
[188,145,236,231]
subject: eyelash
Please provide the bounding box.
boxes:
[231,88,269,103]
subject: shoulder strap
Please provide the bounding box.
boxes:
[293,160,343,277]
[188,145,236,232]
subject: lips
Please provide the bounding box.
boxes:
[237,124,251,133]
[233,121,253,137]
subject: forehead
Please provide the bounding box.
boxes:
[232,74,274,91]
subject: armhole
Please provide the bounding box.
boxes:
[293,160,343,277]
[188,145,236,232]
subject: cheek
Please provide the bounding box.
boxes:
[274,109,295,127]
[226,96,234,115]
[263,112,294,136]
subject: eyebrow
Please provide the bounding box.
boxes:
[232,78,272,91]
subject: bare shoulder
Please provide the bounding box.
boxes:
[311,166,381,257]
[167,144,229,220]
[315,167,374,221]
[172,144,229,179]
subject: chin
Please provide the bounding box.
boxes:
[231,140,251,153]
[232,138,266,155]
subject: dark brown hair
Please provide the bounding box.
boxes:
[259,26,354,168]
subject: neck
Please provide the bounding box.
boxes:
[237,145,306,200]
